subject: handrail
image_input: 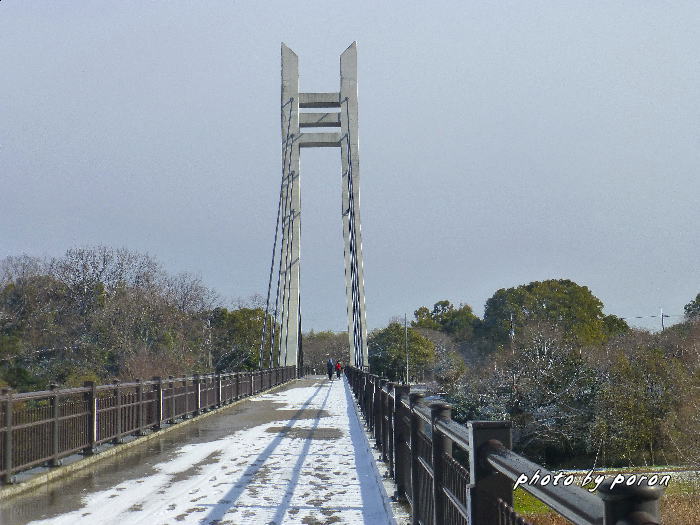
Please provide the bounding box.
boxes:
[1,366,298,484]
[344,366,664,525]
[484,440,604,524]
[434,418,471,452]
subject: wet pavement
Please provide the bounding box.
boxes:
[0,376,397,525]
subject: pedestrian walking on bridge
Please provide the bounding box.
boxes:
[327,357,334,380]
[335,360,342,379]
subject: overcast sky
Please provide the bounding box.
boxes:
[2,2,698,333]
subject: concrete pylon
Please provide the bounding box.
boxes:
[278,43,369,369]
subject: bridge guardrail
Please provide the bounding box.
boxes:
[0,366,297,484]
[345,366,664,525]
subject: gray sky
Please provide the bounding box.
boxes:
[2,2,698,333]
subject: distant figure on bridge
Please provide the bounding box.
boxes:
[327,358,334,380]
[335,360,342,379]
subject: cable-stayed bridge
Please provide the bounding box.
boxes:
[0,45,666,525]
[260,42,368,373]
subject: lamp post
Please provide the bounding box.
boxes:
[404,314,409,385]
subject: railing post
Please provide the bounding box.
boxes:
[137,379,146,435]
[598,478,664,525]
[48,384,62,467]
[153,376,163,429]
[367,374,373,423]
[216,374,222,407]
[207,375,213,409]
[370,375,377,432]
[193,374,201,415]
[393,384,410,500]
[169,376,176,424]
[360,370,366,414]
[113,380,123,444]
[468,421,513,525]
[375,378,385,449]
[374,376,381,435]
[183,376,191,418]
[379,379,387,457]
[368,375,374,426]
[83,381,97,455]
[409,392,425,525]
[235,372,240,400]
[385,382,395,467]
[2,388,15,483]
[431,401,452,525]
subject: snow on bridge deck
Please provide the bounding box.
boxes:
[14,376,398,525]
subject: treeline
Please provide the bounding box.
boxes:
[302,330,350,371]
[0,247,276,390]
[4,247,700,469]
[368,280,700,468]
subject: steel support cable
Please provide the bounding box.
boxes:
[345,148,362,366]
[278,172,295,362]
[260,151,287,367]
[260,180,282,367]
[351,198,363,364]
[277,165,295,364]
[296,185,303,372]
[261,100,294,368]
[272,124,297,363]
[346,129,363,366]
[270,198,287,366]
[272,139,295,365]
[340,236,358,366]
[343,98,365,367]
[343,150,359,365]
[297,308,303,371]
[270,168,291,365]
[282,207,296,367]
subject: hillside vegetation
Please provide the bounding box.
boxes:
[368,281,700,469]
[0,247,274,389]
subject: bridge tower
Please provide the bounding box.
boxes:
[275,42,369,370]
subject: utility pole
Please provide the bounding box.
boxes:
[404,313,409,384]
[205,318,213,370]
[660,307,665,331]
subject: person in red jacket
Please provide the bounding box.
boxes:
[335,360,342,379]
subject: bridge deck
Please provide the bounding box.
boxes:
[2,376,397,525]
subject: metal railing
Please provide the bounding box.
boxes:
[0,366,297,484]
[345,366,664,525]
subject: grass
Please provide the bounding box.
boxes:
[514,475,700,525]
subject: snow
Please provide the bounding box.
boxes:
[29,377,397,525]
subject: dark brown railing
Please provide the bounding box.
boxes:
[1,366,297,484]
[345,366,664,525]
